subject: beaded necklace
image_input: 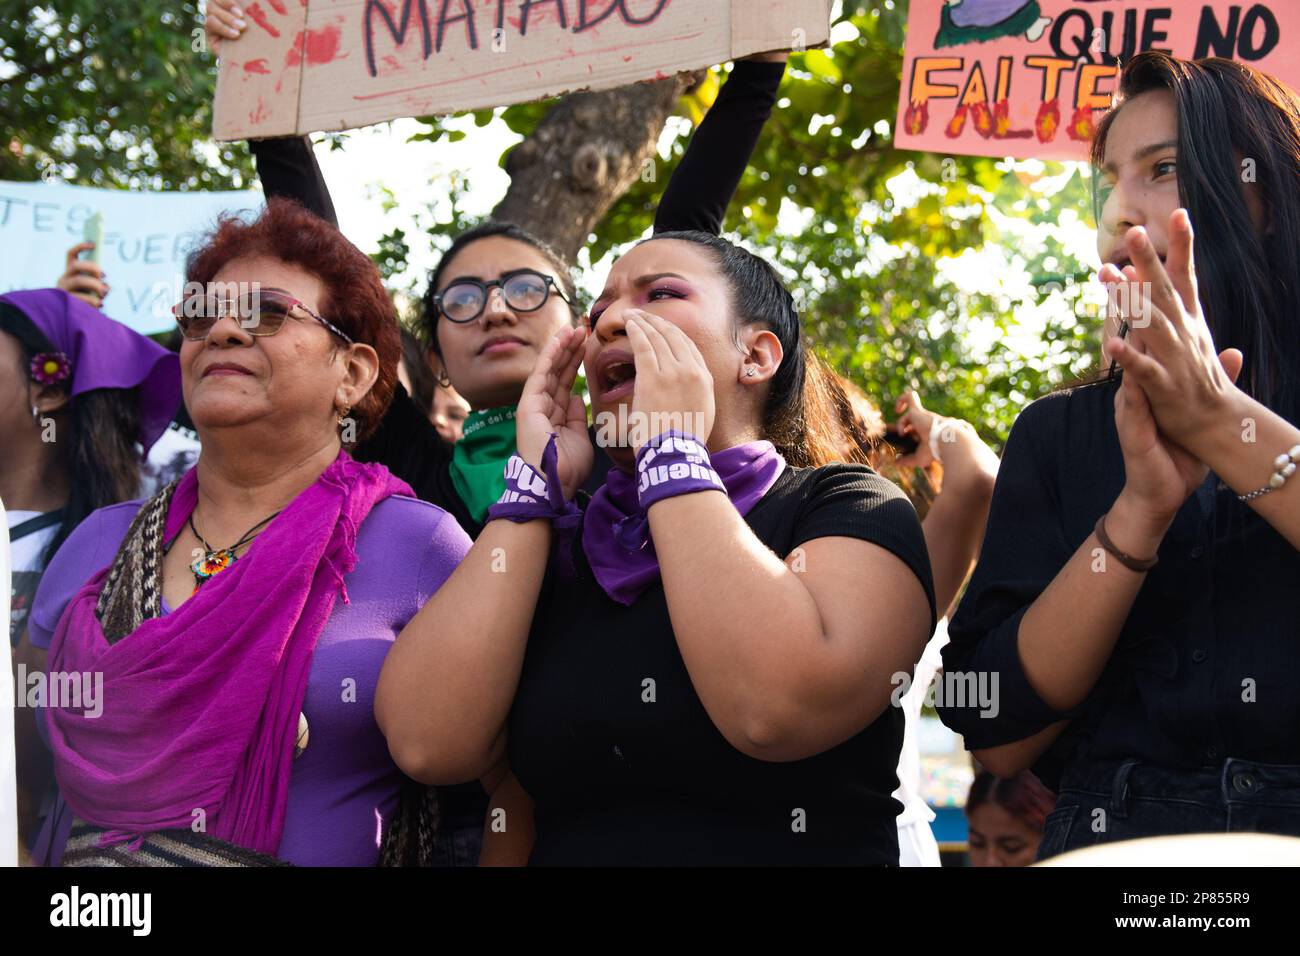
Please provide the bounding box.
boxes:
[187,510,280,592]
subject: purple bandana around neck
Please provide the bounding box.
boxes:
[582,440,786,605]
[0,288,181,452]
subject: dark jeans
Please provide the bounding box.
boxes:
[1037,757,1300,861]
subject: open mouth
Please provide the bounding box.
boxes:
[595,350,636,401]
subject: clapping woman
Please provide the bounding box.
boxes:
[938,53,1300,857]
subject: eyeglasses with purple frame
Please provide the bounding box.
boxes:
[172,289,355,345]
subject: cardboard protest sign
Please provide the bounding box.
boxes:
[213,0,831,140]
[0,181,262,335]
[895,1,1300,160]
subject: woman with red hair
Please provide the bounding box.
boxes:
[26,199,471,866]
[965,770,1057,867]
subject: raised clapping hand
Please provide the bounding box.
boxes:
[1101,210,1244,523]
[1102,210,1245,449]
[623,309,716,453]
[515,325,593,501]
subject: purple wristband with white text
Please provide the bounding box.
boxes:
[486,432,581,530]
[635,431,724,510]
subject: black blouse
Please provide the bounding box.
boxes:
[939,378,1300,791]
[508,463,936,865]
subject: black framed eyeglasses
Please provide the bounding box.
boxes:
[434,269,571,324]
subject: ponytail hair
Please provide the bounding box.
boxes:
[640,230,848,467]
[812,361,944,510]
[794,350,873,469]
[806,353,878,467]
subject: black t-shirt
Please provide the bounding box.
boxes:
[941,378,1300,790]
[508,462,936,865]
[353,386,609,826]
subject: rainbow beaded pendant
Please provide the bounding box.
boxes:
[191,548,237,592]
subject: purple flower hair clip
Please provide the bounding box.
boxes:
[30,351,71,386]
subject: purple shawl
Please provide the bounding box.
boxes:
[45,451,412,856]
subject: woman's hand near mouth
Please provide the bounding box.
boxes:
[624,310,716,452]
[516,325,593,500]
[1101,210,1244,452]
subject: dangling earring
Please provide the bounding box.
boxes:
[337,404,352,427]
[31,404,41,424]
[436,369,451,388]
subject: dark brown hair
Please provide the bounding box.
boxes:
[640,230,847,468]
[966,770,1057,833]
[1091,53,1300,421]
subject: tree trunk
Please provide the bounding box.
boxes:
[491,75,695,262]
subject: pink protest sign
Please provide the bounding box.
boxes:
[895,1,1300,160]
[213,0,831,140]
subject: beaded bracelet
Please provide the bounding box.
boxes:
[1237,443,1300,502]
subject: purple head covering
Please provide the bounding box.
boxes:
[0,288,181,452]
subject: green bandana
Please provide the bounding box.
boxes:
[449,406,518,524]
